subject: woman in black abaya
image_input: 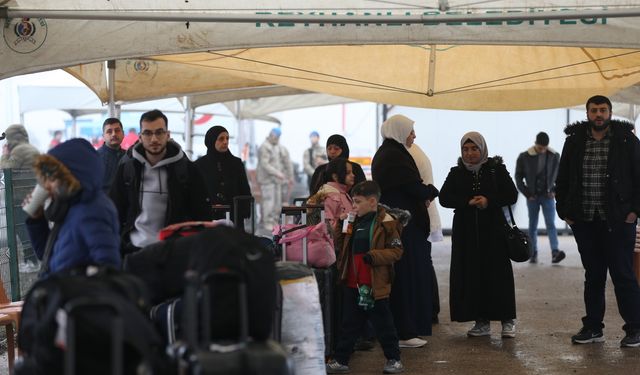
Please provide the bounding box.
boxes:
[371,114,439,348]
[195,126,252,222]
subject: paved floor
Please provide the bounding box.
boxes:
[346,234,640,374]
[1,235,638,374]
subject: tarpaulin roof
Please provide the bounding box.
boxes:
[2,1,640,110]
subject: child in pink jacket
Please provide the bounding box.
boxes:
[309,157,355,232]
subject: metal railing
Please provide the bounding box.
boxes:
[0,168,39,301]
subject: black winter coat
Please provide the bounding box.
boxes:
[195,153,252,220]
[110,142,213,251]
[439,157,518,322]
[555,120,640,224]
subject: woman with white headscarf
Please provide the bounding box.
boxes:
[371,114,439,347]
[439,132,519,339]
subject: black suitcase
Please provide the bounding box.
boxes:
[64,296,124,375]
[15,267,172,375]
[178,270,293,375]
[212,195,256,234]
[279,206,335,356]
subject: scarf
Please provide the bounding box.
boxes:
[460,131,488,173]
[381,114,414,147]
[38,190,77,278]
[408,143,443,241]
[326,134,350,159]
[372,138,422,191]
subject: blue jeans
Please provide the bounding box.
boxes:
[570,220,640,332]
[526,196,559,254]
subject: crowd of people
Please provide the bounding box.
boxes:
[7,94,640,374]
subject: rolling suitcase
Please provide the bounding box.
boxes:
[64,296,124,375]
[212,195,256,234]
[178,270,293,375]
[279,206,335,357]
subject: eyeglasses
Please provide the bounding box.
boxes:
[140,129,167,138]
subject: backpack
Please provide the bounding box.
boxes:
[16,266,172,375]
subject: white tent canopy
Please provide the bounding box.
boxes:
[3,1,640,110]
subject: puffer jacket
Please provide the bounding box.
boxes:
[556,119,640,224]
[25,139,121,277]
[334,205,405,300]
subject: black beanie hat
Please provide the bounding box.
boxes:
[326,134,350,159]
[535,132,549,146]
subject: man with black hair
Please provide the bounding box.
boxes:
[556,95,640,348]
[97,117,126,193]
[110,109,212,256]
[515,131,563,264]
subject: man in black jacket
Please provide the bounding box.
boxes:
[97,117,126,193]
[556,95,640,348]
[515,132,563,264]
[110,110,212,256]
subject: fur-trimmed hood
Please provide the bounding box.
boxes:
[34,138,103,199]
[379,204,411,227]
[456,155,504,169]
[525,145,558,156]
[563,119,635,136]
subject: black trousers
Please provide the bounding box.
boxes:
[571,219,640,332]
[333,286,400,365]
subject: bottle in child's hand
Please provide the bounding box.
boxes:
[342,212,355,234]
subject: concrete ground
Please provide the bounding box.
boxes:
[346,234,640,375]
[1,235,638,374]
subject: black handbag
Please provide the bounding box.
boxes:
[503,205,533,262]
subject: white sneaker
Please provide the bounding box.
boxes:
[467,320,491,337]
[501,320,516,338]
[398,337,427,348]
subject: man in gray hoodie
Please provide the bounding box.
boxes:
[110,110,212,255]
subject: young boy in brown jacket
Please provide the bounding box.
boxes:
[326,181,405,374]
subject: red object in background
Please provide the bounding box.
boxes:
[121,130,138,150]
[158,220,221,241]
[92,138,104,149]
[194,114,213,125]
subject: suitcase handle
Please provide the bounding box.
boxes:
[183,269,250,350]
[64,296,123,375]
[233,195,255,235]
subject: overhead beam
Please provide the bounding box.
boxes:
[2,8,640,24]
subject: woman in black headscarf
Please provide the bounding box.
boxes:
[309,134,366,195]
[371,114,439,348]
[195,126,252,221]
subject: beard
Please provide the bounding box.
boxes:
[145,145,167,156]
[590,117,611,132]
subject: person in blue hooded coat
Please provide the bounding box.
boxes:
[24,138,121,278]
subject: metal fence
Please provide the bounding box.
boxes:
[0,168,39,301]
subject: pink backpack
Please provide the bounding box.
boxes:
[273,222,336,268]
